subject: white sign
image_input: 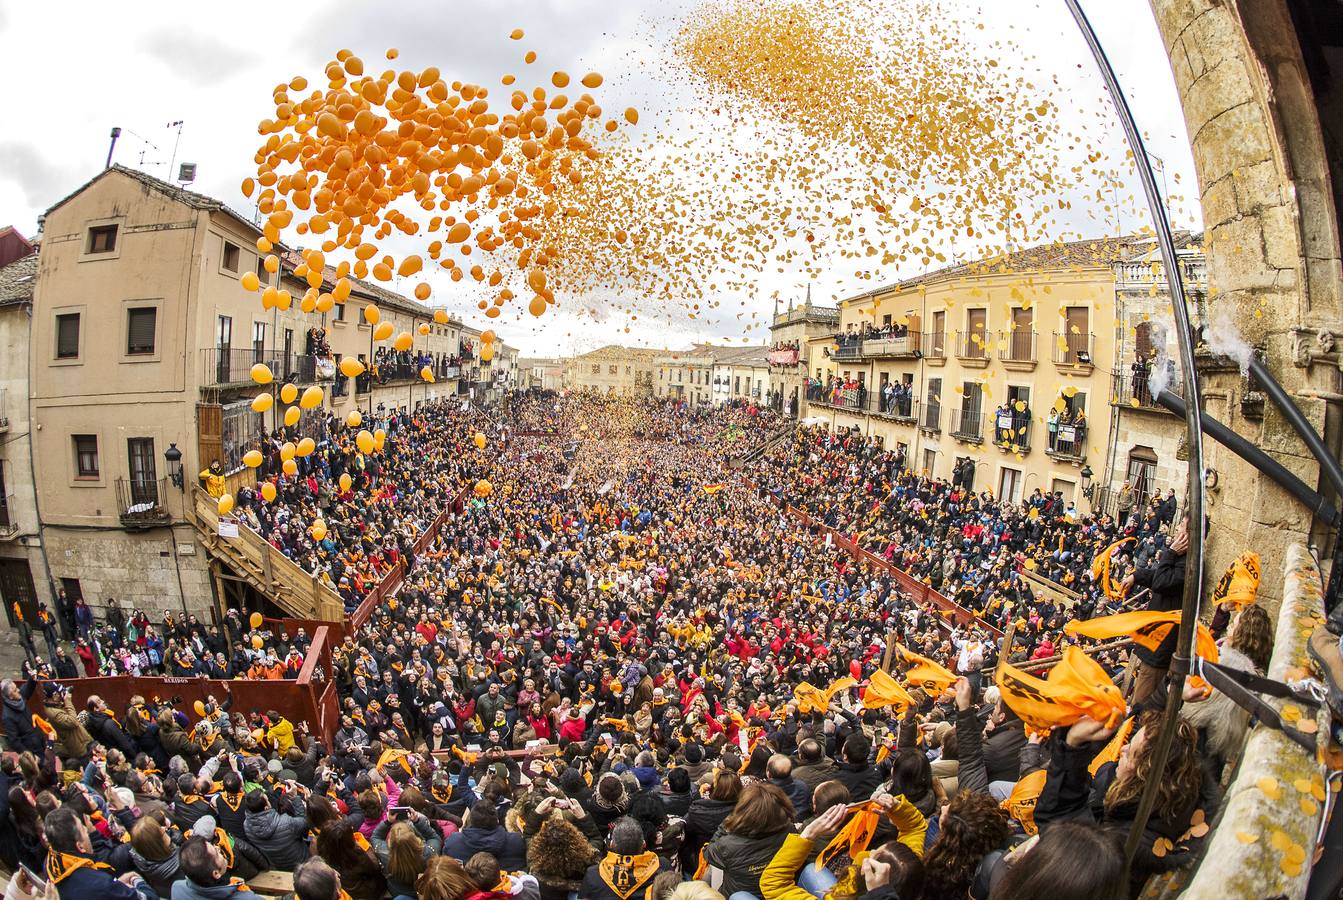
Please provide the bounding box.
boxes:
[218,521,239,539]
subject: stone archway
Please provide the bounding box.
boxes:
[1150,0,1343,611]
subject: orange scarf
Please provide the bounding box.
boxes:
[46,850,111,884]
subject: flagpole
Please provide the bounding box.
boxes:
[1063,0,1207,878]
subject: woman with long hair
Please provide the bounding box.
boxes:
[371,813,444,899]
[526,817,599,900]
[682,769,741,872]
[702,783,795,898]
[1034,709,1203,888]
[1183,603,1274,776]
[989,821,1125,900]
[921,791,1014,899]
[128,814,182,898]
[315,819,387,900]
[415,856,481,900]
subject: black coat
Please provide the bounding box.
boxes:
[681,797,735,871]
[1132,547,1186,667]
[2,678,43,754]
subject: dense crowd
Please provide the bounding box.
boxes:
[0,394,1274,900]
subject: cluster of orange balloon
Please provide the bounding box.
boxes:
[474,479,493,498]
[245,42,634,325]
[249,364,324,430]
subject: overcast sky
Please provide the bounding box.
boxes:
[0,0,1199,356]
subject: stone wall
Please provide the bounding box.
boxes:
[42,523,214,620]
[1149,0,1343,614]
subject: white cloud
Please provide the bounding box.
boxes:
[0,0,1199,355]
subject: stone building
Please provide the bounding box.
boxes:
[518,358,565,391]
[20,165,481,621]
[1094,238,1208,518]
[768,291,840,418]
[654,346,721,406]
[711,346,771,406]
[563,345,667,395]
[0,233,51,626]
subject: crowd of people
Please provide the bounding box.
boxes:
[0,393,1275,900]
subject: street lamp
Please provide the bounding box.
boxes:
[164,443,184,490]
[1080,463,1094,499]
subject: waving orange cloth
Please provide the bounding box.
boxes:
[995,647,1125,733]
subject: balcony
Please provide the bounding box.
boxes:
[862,331,921,359]
[921,402,942,433]
[1111,372,1177,412]
[806,385,869,412]
[443,365,461,380]
[201,349,283,388]
[948,407,985,443]
[872,394,919,424]
[922,331,946,364]
[116,477,172,530]
[998,330,1037,371]
[991,412,1032,453]
[955,331,990,366]
[0,494,17,540]
[1052,332,1096,369]
[1046,422,1089,462]
[831,337,864,361]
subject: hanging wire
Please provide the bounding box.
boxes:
[1060,0,1208,877]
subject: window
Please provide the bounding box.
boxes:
[221,400,265,471]
[253,322,266,362]
[334,300,346,321]
[254,255,270,286]
[222,241,241,273]
[127,438,158,504]
[87,224,118,254]
[923,448,937,475]
[999,466,1023,504]
[1134,320,1154,359]
[608,365,618,375]
[126,308,157,355]
[931,310,946,354]
[73,435,99,478]
[591,364,600,375]
[56,313,80,359]
[217,315,233,350]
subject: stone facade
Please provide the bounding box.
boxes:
[42,524,213,620]
[1149,0,1343,613]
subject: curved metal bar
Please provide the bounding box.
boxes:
[1061,0,1207,876]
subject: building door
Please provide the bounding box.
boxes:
[216,315,233,382]
[0,463,10,531]
[283,328,294,379]
[998,466,1023,503]
[1064,306,1090,362]
[923,448,937,476]
[1010,307,1034,360]
[967,308,987,357]
[127,437,158,505]
[1127,446,1158,509]
[1051,477,1077,502]
[0,558,38,627]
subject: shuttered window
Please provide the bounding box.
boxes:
[56,314,80,359]
[127,308,157,355]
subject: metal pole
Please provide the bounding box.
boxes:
[1062,0,1206,876]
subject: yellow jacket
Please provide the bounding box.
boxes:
[265,717,296,754]
[199,469,226,498]
[759,798,927,900]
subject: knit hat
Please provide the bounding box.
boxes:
[190,815,217,839]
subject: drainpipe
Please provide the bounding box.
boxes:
[23,299,58,609]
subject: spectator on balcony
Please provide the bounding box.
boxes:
[1046,407,1059,451]
[1132,348,1154,405]
[198,462,226,499]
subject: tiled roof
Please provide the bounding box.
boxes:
[838,234,1181,306]
[0,253,38,306]
[45,165,261,237]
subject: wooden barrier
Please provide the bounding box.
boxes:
[744,478,1003,638]
[28,625,341,745]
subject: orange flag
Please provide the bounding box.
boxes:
[1210,552,1261,610]
[1090,537,1133,600]
[794,676,858,715]
[1064,610,1219,666]
[897,645,957,694]
[994,647,1125,733]
[1087,716,1137,777]
[1003,769,1048,835]
[815,802,881,870]
[863,669,916,711]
